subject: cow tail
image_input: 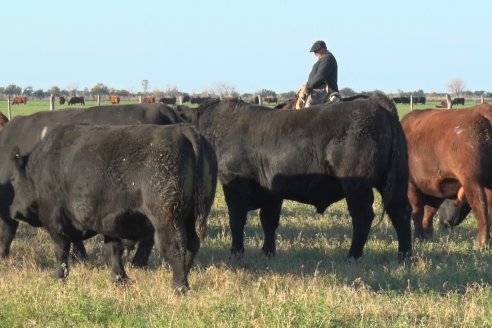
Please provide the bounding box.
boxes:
[194,134,218,240]
[371,93,401,226]
[183,126,217,240]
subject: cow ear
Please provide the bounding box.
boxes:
[11,146,27,169]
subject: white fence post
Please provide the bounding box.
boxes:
[139,95,143,103]
[257,95,262,105]
[410,95,414,111]
[97,95,100,106]
[7,95,11,119]
[481,95,485,104]
[49,94,55,111]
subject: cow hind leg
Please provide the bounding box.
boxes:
[384,195,412,262]
[259,199,282,256]
[0,217,19,258]
[130,236,154,268]
[228,205,248,257]
[154,227,189,293]
[465,186,491,246]
[104,236,129,284]
[344,187,374,259]
[70,241,88,263]
[51,237,71,279]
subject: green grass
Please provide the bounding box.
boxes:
[0,99,490,327]
[0,187,491,327]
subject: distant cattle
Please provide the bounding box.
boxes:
[262,96,278,104]
[59,96,66,105]
[159,97,176,105]
[11,96,27,105]
[143,96,155,103]
[68,96,85,106]
[0,103,186,262]
[190,96,211,105]
[452,97,465,105]
[8,124,217,291]
[109,96,120,105]
[401,103,492,246]
[182,93,412,261]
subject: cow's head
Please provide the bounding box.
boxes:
[9,147,39,225]
[438,199,470,229]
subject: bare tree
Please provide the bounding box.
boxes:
[447,78,466,96]
[141,80,149,94]
[214,82,238,97]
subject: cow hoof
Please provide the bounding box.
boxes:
[230,247,245,259]
[112,274,131,286]
[261,247,276,257]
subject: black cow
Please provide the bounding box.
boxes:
[68,96,85,105]
[0,103,185,265]
[185,93,411,261]
[8,124,217,292]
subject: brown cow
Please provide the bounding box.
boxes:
[68,96,85,106]
[109,96,120,105]
[158,97,176,105]
[401,103,492,246]
[143,97,155,103]
[11,96,27,105]
[59,96,66,105]
[0,111,8,128]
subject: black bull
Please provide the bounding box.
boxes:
[0,103,185,264]
[8,124,217,291]
[182,93,412,261]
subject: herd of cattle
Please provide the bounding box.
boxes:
[0,93,488,292]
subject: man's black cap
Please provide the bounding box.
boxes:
[310,40,326,52]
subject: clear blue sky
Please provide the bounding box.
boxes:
[1,0,490,95]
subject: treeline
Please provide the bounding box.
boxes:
[1,83,491,102]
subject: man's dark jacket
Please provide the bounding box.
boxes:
[306,51,338,93]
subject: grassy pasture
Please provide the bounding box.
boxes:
[0,99,490,327]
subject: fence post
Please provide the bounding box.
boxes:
[97,95,100,106]
[139,95,143,103]
[7,95,11,120]
[481,94,485,104]
[179,95,183,105]
[410,95,414,111]
[49,94,55,111]
[257,95,262,105]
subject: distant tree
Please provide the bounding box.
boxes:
[32,89,45,98]
[162,85,181,97]
[0,87,4,95]
[447,78,466,96]
[257,89,277,97]
[47,86,61,96]
[141,80,149,94]
[411,89,425,97]
[339,87,355,97]
[4,84,22,96]
[214,82,238,97]
[23,86,33,96]
[90,83,110,96]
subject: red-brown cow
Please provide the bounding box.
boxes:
[143,97,155,103]
[401,103,492,246]
[11,96,27,105]
[0,111,8,128]
[109,96,120,105]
